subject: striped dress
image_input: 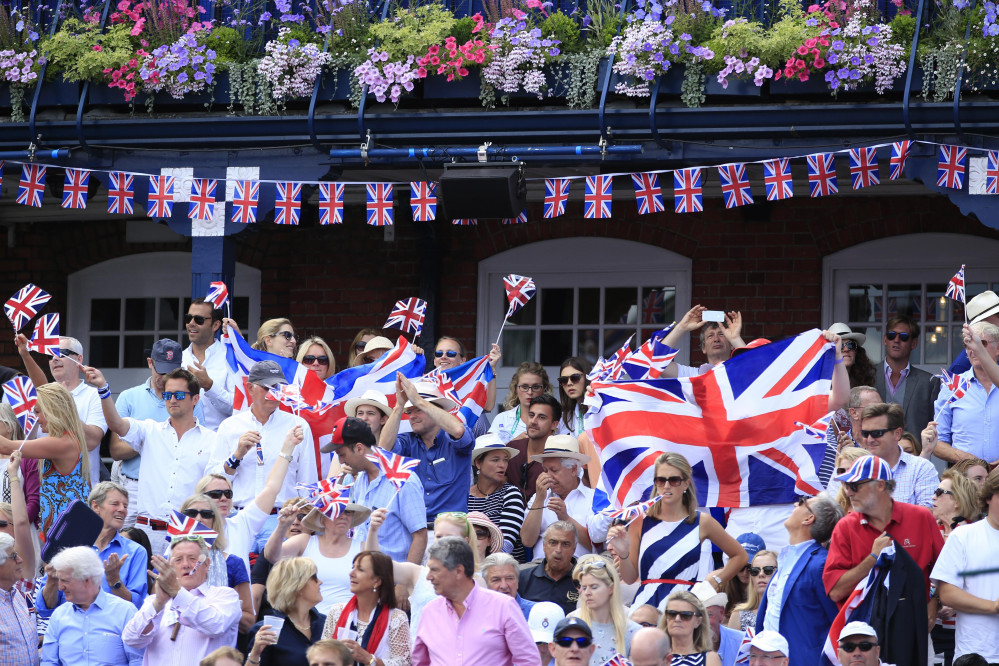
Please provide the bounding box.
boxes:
[632,512,702,610]
[467,482,527,562]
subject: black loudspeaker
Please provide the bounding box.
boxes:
[437,164,527,218]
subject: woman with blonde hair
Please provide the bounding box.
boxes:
[606,452,747,610]
[570,554,640,665]
[247,557,325,665]
[253,318,297,358]
[489,361,568,443]
[659,589,720,665]
[348,328,380,367]
[725,549,778,631]
[832,447,871,514]
[934,469,981,536]
[0,382,90,539]
[297,336,336,381]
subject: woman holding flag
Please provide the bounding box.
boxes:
[253,318,298,358]
[297,336,336,381]
[606,452,748,611]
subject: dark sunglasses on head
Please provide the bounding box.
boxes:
[205,489,233,500]
[840,641,877,653]
[860,428,891,439]
[885,331,911,342]
[934,488,954,497]
[665,610,696,620]
[270,331,296,341]
[183,509,215,520]
[844,480,875,493]
[749,565,777,576]
[162,391,190,401]
[302,355,329,366]
[654,475,684,487]
[558,373,584,385]
[435,350,459,358]
[553,637,593,648]
[184,313,209,325]
[842,340,858,351]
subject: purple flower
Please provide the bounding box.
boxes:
[832,40,844,50]
[867,37,878,46]
[828,52,839,64]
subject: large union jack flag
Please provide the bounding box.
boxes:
[188,178,217,222]
[16,164,46,208]
[622,327,678,380]
[806,153,838,197]
[5,284,51,331]
[107,172,135,215]
[29,313,60,356]
[604,335,636,381]
[366,447,420,491]
[384,297,427,336]
[205,281,229,310]
[166,510,219,553]
[423,354,494,428]
[584,330,834,509]
[584,175,613,219]
[674,168,703,213]
[366,183,394,226]
[319,183,344,225]
[849,147,879,189]
[275,182,302,225]
[945,264,965,303]
[936,145,967,190]
[890,140,911,180]
[147,175,175,218]
[632,172,664,215]
[410,181,437,222]
[987,151,999,195]
[231,180,259,224]
[763,158,793,201]
[718,163,754,208]
[62,169,90,209]
[2,376,37,431]
[503,274,536,319]
[544,178,570,218]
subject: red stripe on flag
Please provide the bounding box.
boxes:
[763,336,829,398]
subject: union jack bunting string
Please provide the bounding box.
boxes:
[231,180,259,224]
[62,169,90,209]
[945,264,966,304]
[29,313,60,356]
[890,140,912,180]
[763,158,793,201]
[384,297,427,337]
[147,175,175,218]
[205,281,229,310]
[583,174,612,219]
[452,218,477,226]
[501,210,528,225]
[5,283,52,331]
[544,178,570,218]
[937,145,968,190]
[806,153,838,197]
[410,181,437,222]
[2,376,37,431]
[718,163,753,208]
[987,152,999,195]
[275,182,302,225]
[16,164,46,208]
[366,183,394,226]
[107,172,135,215]
[849,147,879,189]
[673,168,703,213]
[319,183,344,225]
[632,172,664,215]
[188,178,217,222]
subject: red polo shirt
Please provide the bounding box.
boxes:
[823,500,944,600]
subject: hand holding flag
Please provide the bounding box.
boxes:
[28,313,60,356]
[4,283,51,332]
[205,281,230,318]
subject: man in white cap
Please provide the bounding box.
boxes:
[691,580,741,666]
[380,373,473,526]
[528,600,565,666]
[748,630,789,665]
[344,389,391,444]
[520,435,597,559]
[630,626,670,666]
[947,290,999,376]
[837,621,889,666]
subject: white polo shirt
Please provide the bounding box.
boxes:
[526,482,597,560]
[181,340,235,431]
[70,381,108,486]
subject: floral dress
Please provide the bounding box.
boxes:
[38,455,90,541]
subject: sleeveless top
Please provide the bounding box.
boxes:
[632,511,702,610]
[670,652,708,665]
[38,454,90,541]
[303,535,360,616]
[738,608,757,631]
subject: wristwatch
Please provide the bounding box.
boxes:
[711,575,722,588]
[112,581,123,590]
[278,453,293,462]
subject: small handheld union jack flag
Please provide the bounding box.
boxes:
[5,283,52,331]
[2,376,37,432]
[298,480,351,520]
[945,264,966,304]
[166,509,219,554]
[62,169,90,210]
[601,655,634,666]
[267,383,308,413]
[384,297,427,337]
[366,448,420,491]
[29,313,60,357]
[503,274,537,319]
[600,496,661,526]
[793,412,834,441]
[16,164,46,208]
[939,369,970,404]
[319,183,344,225]
[147,175,175,218]
[410,181,437,222]
[205,281,229,310]
[544,178,569,219]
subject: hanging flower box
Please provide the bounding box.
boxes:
[704,76,763,97]
[36,77,82,107]
[422,71,482,99]
[317,69,355,101]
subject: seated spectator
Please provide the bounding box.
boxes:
[556,357,592,440]
[832,447,872,514]
[629,604,662,629]
[41,546,142,665]
[933,470,982,537]
[748,630,789,666]
[529,602,565,666]
[468,511,504,560]
[247,557,326,666]
[348,329,380,367]
[722,533,765,621]
[344,390,391,447]
[468,434,526,560]
[836,621,886,666]
[358,337,393,365]
[518,521,579,615]
[504,394,562,500]
[726,550,777,632]
[0,532,37,665]
[482,552,535,621]
[306,639,354,666]
[549,617,595,666]
[569,554,640,665]
[952,457,990,488]
[899,431,922,457]
[690,581,741,666]
[658,590,721,666]
[200,646,245,666]
[120,527,155,594]
[629,627,670,666]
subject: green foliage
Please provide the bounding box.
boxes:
[279,24,325,47]
[40,20,136,83]
[888,13,915,51]
[758,14,809,67]
[448,16,476,44]
[703,17,767,72]
[583,0,624,48]
[203,26,243,66]
[370,4,456,61]
[671,10,724,50]
[541,11,582,53]
[552,46,603,107]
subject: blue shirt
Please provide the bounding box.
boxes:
[36,533,149,618]
[392,426,475,522]
[41,588,143,665]
[115,378,205,477]
[349,466,427,561]
[763,538,815,633]
[935,370,999,462]
[515,594,536,622]
[719,625,742,666]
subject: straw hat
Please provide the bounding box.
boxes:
[362,336,394,356]
[345,389,392,418]
[529,434,590,464]
[968,290,999,325]
[406,381,457,413]
[467,511,503,554]
[471,433,519,462]
[827,322,866,345]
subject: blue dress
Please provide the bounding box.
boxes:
[631,511,702,610]
[38,454,90,541]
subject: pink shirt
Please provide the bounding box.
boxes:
[413,584,540,666]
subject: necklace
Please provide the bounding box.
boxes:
[474,478,498,496]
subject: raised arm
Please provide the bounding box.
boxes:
[15,333,48,390]
[378,376,408,450]
[484,344,502,412]
[6,451,36,575]
[251,426,304,514]
[82,366,131,437]
[822,331,850,411]
[399,374,465,439]
[722,311,747,350]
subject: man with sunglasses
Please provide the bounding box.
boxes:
[548,617,595,666]
[858,403,939,508]
[873,316,940,439]
[836,622,888,666]
[181,298,236,431]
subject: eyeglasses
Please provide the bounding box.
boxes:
[934,488,955,497]
[842,340,858,351]
[205,489,233,500]
[558,373,584,385]
[844,480,875,493]
[162,391,191,401]
[749,566,777,576]
[58,349,80,357]
[795,496,813,513]
[885,331,911,342]
[270,331,296,341]
[183,509,215,520]
[302,355,330,366]
[654,475,685,487]
[860,428,892,439]
[553,637,593,648]
[839,641,877,653]
[184,313,209,325]
[518,384,544,393]
[435,350,459,358]
[665,610,697,620]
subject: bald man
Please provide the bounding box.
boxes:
[630,627,670,666]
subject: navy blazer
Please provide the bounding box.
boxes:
[756,542,839,666]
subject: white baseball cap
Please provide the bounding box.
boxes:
[528,601,565,643]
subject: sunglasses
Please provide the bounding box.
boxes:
[842,340,858,351]
[183,509,215,520]
[270,331,296,341]
[518,384,544,393]
[0,519,9,528]
[295,513,307,522]
[58,349,80,357]
[558,373,584,385]
[184,313,209,325]
[354,343,367,352]
[435,350,459,358]
[302,355,330,366]
[654,475,685,487]
[553,637,593,648]
[665,610,697,620]
[839,641,877,653]
[749,566,777,576]
[836,467,847,475]
[885,331,911,342]
[844,480,875,493]
[205,489,233,500]
[162,391,191,401]
[860,428,891,439]
[934,488,954,497]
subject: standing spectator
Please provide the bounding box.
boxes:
[468,435,526,560]
[660,306,746,377]
[40,546,142,665]
[482,552,535,621]
[357,337,393,365]
[569,554,640,665]
[432,336,500,435]
[947,291,999,376]
[0,532,35,666]
[412,536,539,666]
[721,533,764,621]
[557,358,592,439]
[828,323,876,388]
[182,299,235,431]
[297,337,336,381]
[658,590,721,666]
[253,319,298,358]
[726,550,777,632]
[306,640,354,666]
[858,403,939,508]
[873,316,941,438]
[490,362,568,443]
[246,557,326,666]
[0,404,39,527]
